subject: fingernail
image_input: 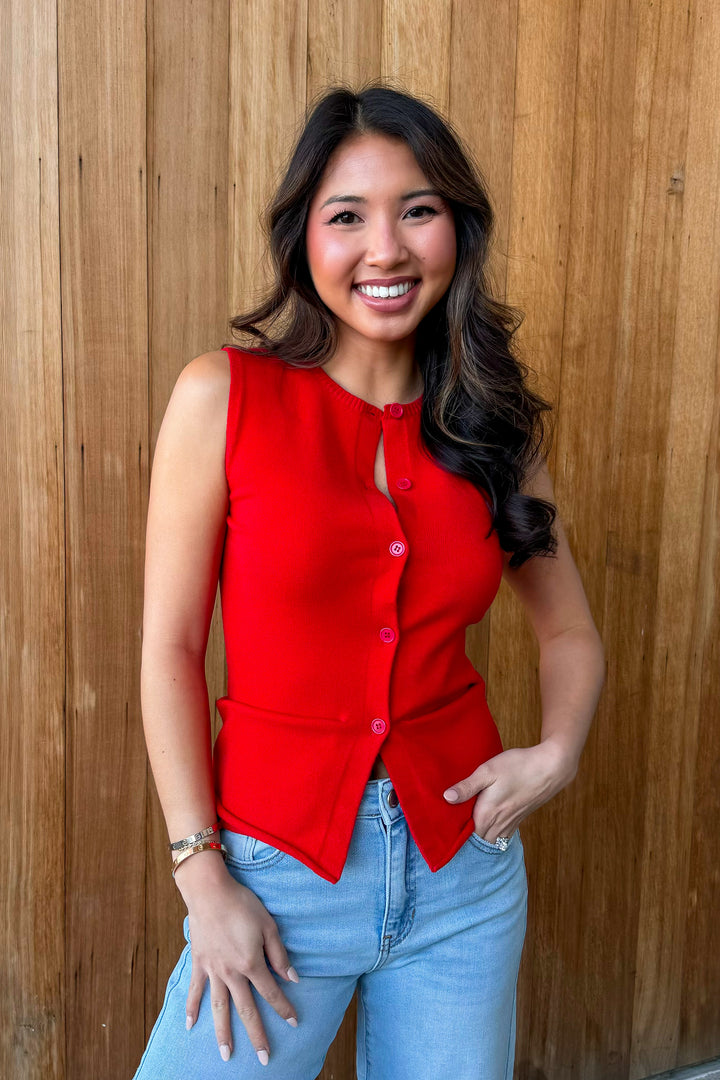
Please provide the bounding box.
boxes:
[286,1016,298,1027]
[257,1048,269,1065]
[444,788,459,802]
[220,1043,231,1061]
[186,1014,194,1030]
[286,966,300,982]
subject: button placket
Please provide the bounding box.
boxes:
[359,409,414,748]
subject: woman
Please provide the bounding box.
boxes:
[133,83,605,1079]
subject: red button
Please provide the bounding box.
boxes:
[380,627,395,642]
[396,477,412,490]
[389,403,404,418]
[389,541,406,556]
[371,718,387,734]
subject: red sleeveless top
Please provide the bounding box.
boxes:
[213,346,505,883]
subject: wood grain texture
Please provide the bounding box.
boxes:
[3,1,719,1077]
[638,1,720,1071]
[143,0,231,1043]
[57,0,151,1074]
[1,3,66,1077]
[453,0,520,830]
[484,4,584,1078]
[307,0,382,97]
[382,0,452,108]
[229,0,308,312]
[56,0,150,1074]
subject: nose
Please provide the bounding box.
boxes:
[363,215,407,268]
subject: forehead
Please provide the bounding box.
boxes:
[311,134,428,199]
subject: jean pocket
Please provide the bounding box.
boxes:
[221,827,288,870]
[467,828,519,854]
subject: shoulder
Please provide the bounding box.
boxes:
[178,346,279,399]
[154,350,232,469]
[169,349,232,434]
[175,348,232,404]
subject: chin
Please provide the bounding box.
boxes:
[359,324,419,343]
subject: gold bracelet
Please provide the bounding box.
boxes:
[171,840,228,879]
[168,821,221,853]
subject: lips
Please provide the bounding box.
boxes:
[352,278,421,312]
[354,276,420,288]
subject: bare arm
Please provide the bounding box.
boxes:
[141,350,231,893]
[444,460,605,838]
[141,350,298,1063]
[500,459,606,779]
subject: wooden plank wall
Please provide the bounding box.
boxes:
[2,1,718,1077]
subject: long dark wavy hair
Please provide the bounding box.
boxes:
[225,81,557,567]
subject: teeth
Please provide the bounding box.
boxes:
[356,280,416,298]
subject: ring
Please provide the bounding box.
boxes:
[495,836,510,850]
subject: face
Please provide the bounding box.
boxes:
[305,133,457,352]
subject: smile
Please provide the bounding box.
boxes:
[352,279,421,313]
[355,279,419,298]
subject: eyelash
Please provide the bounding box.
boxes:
[326,205,439,225]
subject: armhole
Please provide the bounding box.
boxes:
[222,346,243,483]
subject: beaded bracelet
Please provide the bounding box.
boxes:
[171,840,228,879]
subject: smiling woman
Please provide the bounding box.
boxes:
[133,81,604,1080]
[305,142,456,343]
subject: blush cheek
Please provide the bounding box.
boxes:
[420,220,456,276]
[306,228,355,297]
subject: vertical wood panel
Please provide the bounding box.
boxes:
[1,1,65,1076]
[479,3,582,1077]
[449,0,519,677]
[58,0,149,1074]
[447,49,585,1080]
[546,2,640,1076]
[143,0,231,1035]
[307,0,382,95]
[642,0,720,1070]
[382,0,452,108]
[595,0,700,1070]
[229,0,308,313]
[448,0,521,698]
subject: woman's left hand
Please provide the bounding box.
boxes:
[442,741,578,843]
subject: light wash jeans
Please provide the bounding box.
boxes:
[132,777,528,1079]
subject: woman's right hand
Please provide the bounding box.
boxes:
[174,851,300,1065]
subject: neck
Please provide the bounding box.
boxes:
[324,330,423,406]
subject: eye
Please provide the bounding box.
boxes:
[405,205,439,219]
[327,210,361,225]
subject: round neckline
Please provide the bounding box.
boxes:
[314,364,424,417]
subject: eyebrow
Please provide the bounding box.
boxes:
[319,188,442,210]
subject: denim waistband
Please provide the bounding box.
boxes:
[356,777,405,822]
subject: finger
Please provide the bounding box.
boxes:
[208,974,233,1061]
[444,767,487,803]
[227,974,273,1065]
[246,959,298,1026]
[444,772,479,803]
[185,963,207,1030]
[263,922,300,984]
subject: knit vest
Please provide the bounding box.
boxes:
[213,346,505,883]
